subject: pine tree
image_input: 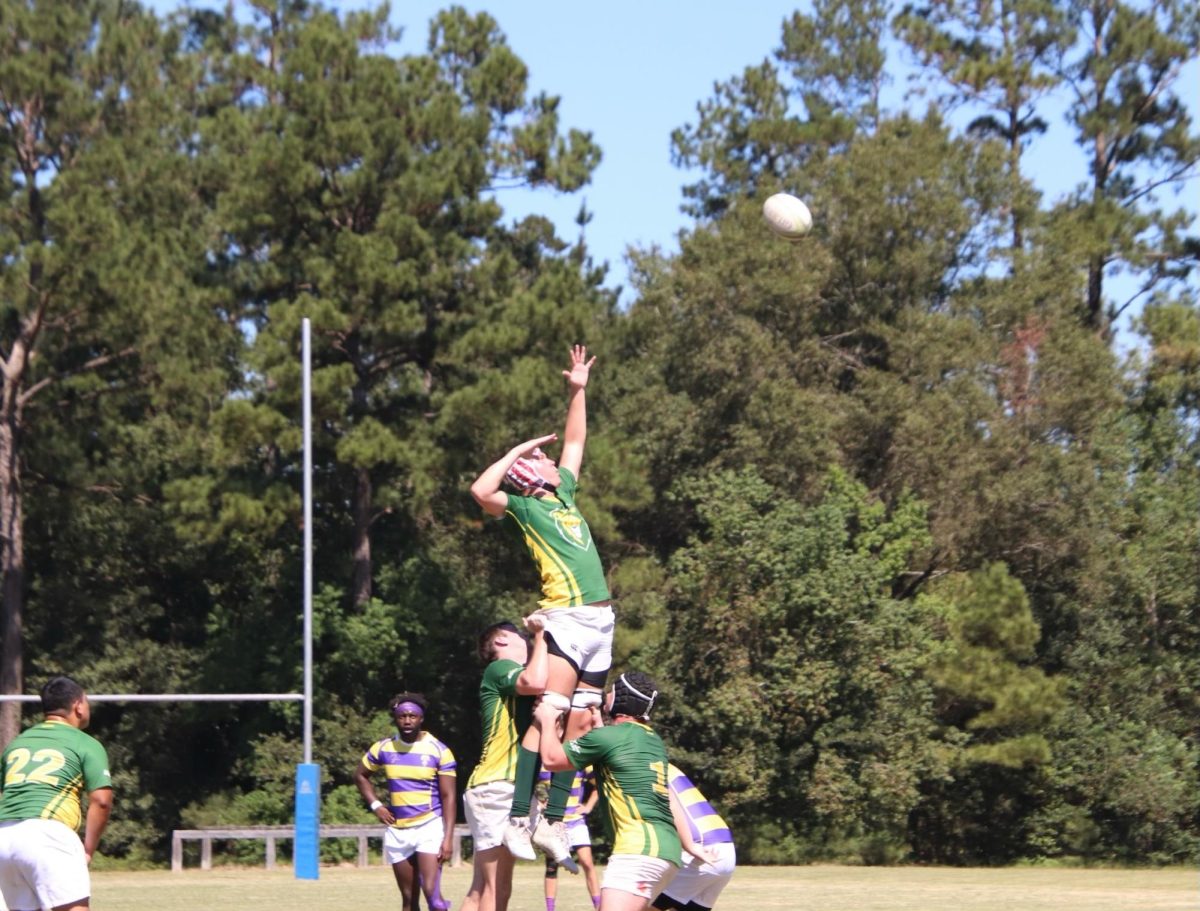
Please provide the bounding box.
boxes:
[671,0,890,218]
[1057,0,1199,331]
[0,0,222,744]
[895,0,1072,249]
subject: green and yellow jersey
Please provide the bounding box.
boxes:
[564,721,681,864]
[504,468,610,610]
[0,718,112,832]
[467,658,533,789]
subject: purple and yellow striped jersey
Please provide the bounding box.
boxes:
[667,764,733,846]
[361,731,456,828]
[538,766,595,823]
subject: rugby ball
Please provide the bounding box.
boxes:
[762,193,813,240]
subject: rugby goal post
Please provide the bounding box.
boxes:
[0,318,322,880]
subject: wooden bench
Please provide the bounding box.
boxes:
[171,823,472,871]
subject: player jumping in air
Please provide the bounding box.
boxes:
[470,345,612,869]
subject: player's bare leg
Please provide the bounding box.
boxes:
[575,843,601,907]
[461,845,514,911]
[416,850,446,910]
[392,856,420,911]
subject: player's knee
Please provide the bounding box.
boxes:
[545,859,559,878]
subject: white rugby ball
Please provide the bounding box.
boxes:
[762,192,813,240]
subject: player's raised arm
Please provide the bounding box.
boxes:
[557,345,595,479]
[470,433,558,517]
[515,617,549,695]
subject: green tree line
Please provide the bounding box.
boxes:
[1,0,1196,866]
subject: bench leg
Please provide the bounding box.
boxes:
[201,837,212,871]
[266,836,276,870]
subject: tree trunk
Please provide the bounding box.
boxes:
[1086,253,1104,330]
[0,408,25,747]
[352,465,372,608]
[1008,105,1023,254]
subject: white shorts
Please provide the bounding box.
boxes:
[464,781,540,852]
[565,817,592,849]
[536,605,615,686]
[383,815,446,864]
[661,841,736,908]
[602,853,677,900]
[0,818,91,911]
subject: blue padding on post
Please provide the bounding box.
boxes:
[294,763,320,879]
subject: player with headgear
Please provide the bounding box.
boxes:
[532,671,718,911]
[470,344,612,869]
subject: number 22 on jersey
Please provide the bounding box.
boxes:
[5,747,66,786]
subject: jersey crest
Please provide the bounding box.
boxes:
[552,506,591,551]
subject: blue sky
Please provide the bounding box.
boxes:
[150,1,1196,322]
[384,1,1197,321]
[390,1,820,303]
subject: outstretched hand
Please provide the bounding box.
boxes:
[562,344,596,389]
[516,433,557,457]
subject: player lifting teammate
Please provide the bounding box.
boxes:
[533,672,717,911]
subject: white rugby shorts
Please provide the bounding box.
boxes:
[602,853,678,900]
[564,816,592,849]
[383,814,446,864]
[660,841,737,907]
[0,818,91,911]
[464,780,541,852]
[535,604,614,684]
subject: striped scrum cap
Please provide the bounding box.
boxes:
[505,448,554,492]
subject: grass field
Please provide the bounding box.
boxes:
[72,861,1197,911]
